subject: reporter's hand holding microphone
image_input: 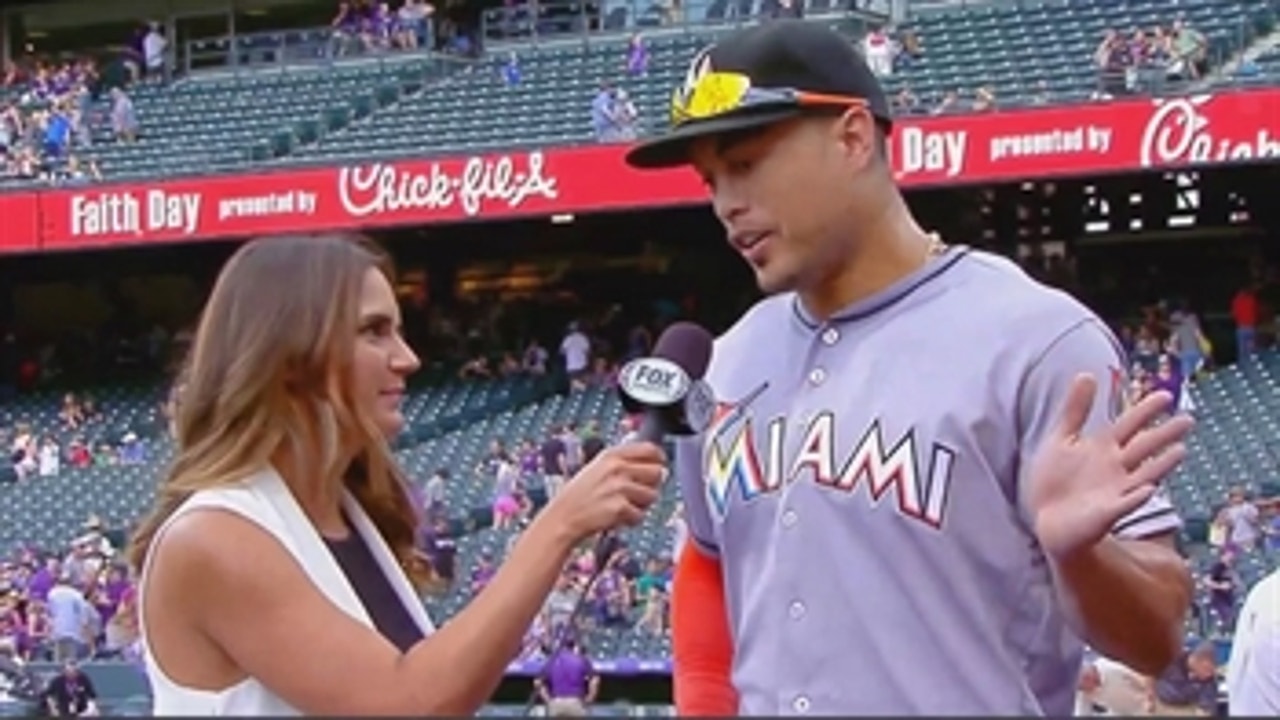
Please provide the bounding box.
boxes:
[374,322,715,715]
[533,320,715,551]
[539,441,670,540]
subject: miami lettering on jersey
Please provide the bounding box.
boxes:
[702,402,958,530]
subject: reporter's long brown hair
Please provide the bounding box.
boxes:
[126,233,436,591]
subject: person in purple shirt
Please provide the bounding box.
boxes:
[534,637,598,716]
[468,553,496,595]
[27,558,58,603]
[625,34,649,76]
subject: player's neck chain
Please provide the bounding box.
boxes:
[925,232,949,259]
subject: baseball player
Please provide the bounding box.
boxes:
[624,20,1196,715]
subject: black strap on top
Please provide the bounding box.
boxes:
[323,525,425,654]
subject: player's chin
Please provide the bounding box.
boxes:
[753,264,799,296]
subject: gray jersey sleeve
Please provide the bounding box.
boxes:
[674,434,720,557]
[1015,318,1182,539]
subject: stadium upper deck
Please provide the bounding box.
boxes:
[1,0,1277,188]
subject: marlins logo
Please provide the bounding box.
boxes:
[672,46,714,123]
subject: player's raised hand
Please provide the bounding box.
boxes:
[541,442,669,541]
[1026,373,1195,560]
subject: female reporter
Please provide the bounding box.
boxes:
[128,233,667,716]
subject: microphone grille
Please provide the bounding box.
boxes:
[652,322,714,381]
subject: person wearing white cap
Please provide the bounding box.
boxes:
[1226,567,1280,715]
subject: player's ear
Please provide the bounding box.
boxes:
[830,106,878,174]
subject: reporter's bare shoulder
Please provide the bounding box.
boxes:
[142,507,300,693]
[146,507,414,714]
[148,507,294,608]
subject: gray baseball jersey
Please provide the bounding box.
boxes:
[673,247,1182,716]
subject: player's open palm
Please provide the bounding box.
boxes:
[1027,373,1195,560]
[545,442,669,541]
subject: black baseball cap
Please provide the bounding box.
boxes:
[625,19,893,169]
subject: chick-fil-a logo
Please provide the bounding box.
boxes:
[1139,95,1280,168]
[337,152,560,219]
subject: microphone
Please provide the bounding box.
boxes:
[616,321,717,443]
[525,323,716,712]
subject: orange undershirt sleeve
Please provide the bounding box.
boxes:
[672,542,738,715]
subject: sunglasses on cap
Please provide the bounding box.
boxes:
[671,71,869,127]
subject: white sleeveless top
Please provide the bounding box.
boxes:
[138,467,437,715]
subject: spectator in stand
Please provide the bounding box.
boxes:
[625,34,649,76]
[634,558,668,634]
[53,155,101,186]
[41,103,72,165]
[931,89,958,115]
[59,394,85,427]
[426,517,456,583]
[1233,280,1260,362]
[142,22,168,81]
[590,82,617,142]
[490,451,526,530]
[1170,17,1208,80]
[522,339,548,374]
[1151,354,1181,409]
[540,427,568,499]
[331,1,362,55]
[892,86,918,114]
[609,89,639,141]
[499,52,521,86]
[580,425,606,465]
[1148,642,1220,715]
[109,87,138,143]
[1093,29,1130,99]
[1220,487,1261,551]
[369,2,395,50]
[543,575,577,638]
[422,468,448,523]
[558,423,583,477]
[971,85,996,112]
[560,322,590,389]
[1203,548,1239,633]
[862,26,894,77]
[468,552,496,594]
[46,574,96,662]
[897,27,923,68]
[395,0,435,50]
[1168,304,1206,380]
[37,435,60,478]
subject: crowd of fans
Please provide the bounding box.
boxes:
[417,312,680,651]
[1092,16,1209,99]
[0,0,1246,191]
[0,57,139,187]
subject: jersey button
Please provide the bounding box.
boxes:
[807,367,826,386]
[781,509,798,527]
[821,328,840,345]
[788,600,806,620]
[792,695,811,713]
